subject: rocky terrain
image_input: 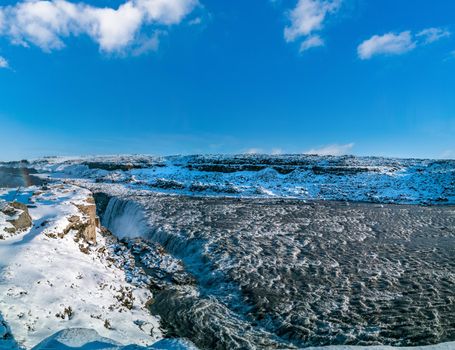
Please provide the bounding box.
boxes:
[0,201,33,240]
[16,154,454,205]
[0,155,454,350]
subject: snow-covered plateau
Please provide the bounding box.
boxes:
[15,154,454,205]
[0,154,454,350]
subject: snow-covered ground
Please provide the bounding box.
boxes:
[18,154,454,205]
[0,184,162,349]
[32,328,198,350]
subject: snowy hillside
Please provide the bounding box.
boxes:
[0,184,161,349]
[20,154,455,205]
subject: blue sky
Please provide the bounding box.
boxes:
[0,0,454,160]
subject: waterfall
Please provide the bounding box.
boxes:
[99,195,199,256]
[102,197,149,239]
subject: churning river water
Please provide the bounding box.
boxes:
[97,194,455,350]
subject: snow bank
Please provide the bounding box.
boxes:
[32,328,121,349]
[0,184,161,349]
[32,328,198,349]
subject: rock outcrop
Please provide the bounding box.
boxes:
[63,197,99,244]
[0,201,33,239]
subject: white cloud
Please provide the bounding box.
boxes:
[0,56,8,68]
[188,17,202,26]
[136,0,197,25]
[284,0,340,52]
[299,34,324,52]
[358,27,451,60]
[0,0,198,54]
[416,27,451,44]
[243,148,263,155]
[132,31,163,56]
[357,31,415,60]
[304,142,354,156]
[83,2,144,52]
[243,148,284,155]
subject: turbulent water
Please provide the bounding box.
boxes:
[102,196,150,239]
[99,194,455,350]
[5,155,453,349]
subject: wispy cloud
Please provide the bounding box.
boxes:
[416,27,451,44]
[243,148,263,155]
[284,0,341,52]
[357,31,416,60]
[241,148,285,155]
[440,150,455,159]
[358,27,451,60]
[299,34,324,52]
[0,0,198,55]
[0,56,8,69]
[188,17,202,26]
[131,31,164,56]
[304,142,354,156]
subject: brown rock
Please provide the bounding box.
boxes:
[75,200,97,244]
[61,196,99,244]
[68,215,80,223]
[1,202,33,236]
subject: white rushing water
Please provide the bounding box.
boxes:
[102,197,150,239]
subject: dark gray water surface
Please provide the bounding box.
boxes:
[100,195,455,349]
